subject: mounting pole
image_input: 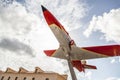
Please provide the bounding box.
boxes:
[67,55,77,80]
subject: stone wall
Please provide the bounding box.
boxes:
[0,67,67,80]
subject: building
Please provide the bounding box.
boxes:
[0,67,67,80]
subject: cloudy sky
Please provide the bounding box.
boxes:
[0,0,120,80]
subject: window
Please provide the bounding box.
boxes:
[1,76,4,80]
[23,77,26,80]
[8,77,10,80]
[45,78,49,80]
[15,77,18,80]
[32,78,35,80]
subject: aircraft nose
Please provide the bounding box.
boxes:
[41,5,47,12]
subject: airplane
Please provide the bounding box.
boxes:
[41,5,120,80]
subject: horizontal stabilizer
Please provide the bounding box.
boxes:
[83,64,97,69]
[72,60,97,72]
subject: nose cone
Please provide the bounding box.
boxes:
[41,5,64,29]
[41,5,47,12]
[41,5,59,26]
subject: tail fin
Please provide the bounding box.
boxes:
[72,60,97,72]
[72,60,84,72]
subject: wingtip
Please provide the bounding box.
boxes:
[41,5,47,12]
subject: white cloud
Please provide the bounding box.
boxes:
[0,0,87,80]
[0,2,40,41]
[111,59,116,63]
[0,1,66,74]
[84,8,120,43]
[25,0,88,30]
[85,71,92,80]
[75,70,92,80]
[105,77,120,80]
[110,57,120,63]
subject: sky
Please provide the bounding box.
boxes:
[0,0,120,80]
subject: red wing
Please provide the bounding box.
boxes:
[44,48,66,59]
[82,45,120,56]
[44,50,56,56]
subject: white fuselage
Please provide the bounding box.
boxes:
[50,24,73,55]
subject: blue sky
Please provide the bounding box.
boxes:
[82,0,120,22]
[0,0,120,80]
[78,0,120,80]
[72,0,120,47]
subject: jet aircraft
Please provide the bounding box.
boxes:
[41,5,120,80]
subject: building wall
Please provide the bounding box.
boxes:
[0,67,67,80]
[0,73,67,80]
